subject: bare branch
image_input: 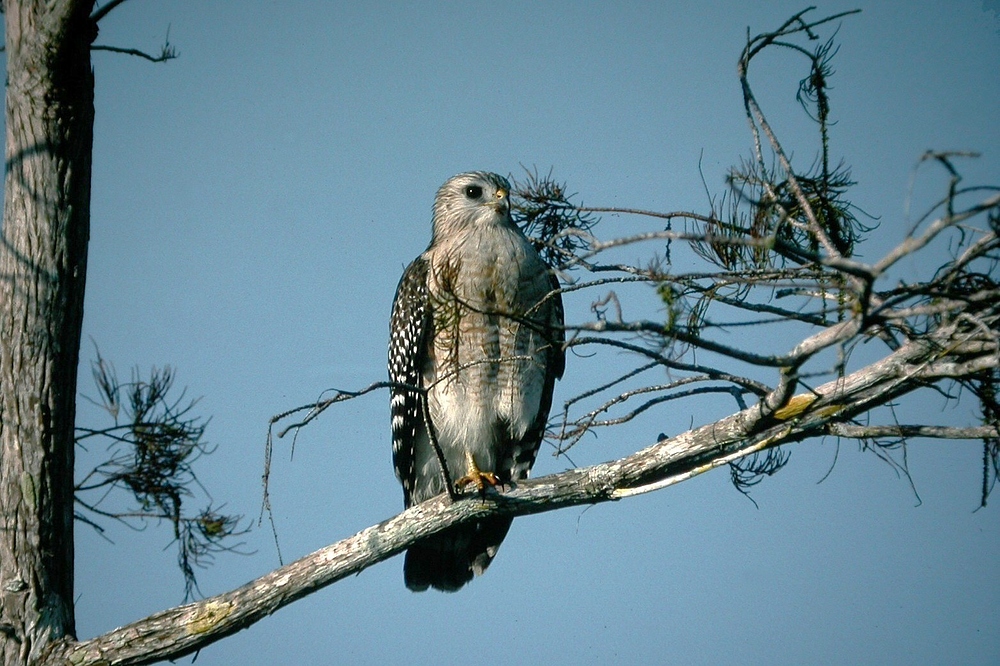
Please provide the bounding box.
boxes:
[828,424,1000,439]
[91,44,177,63]
[55,320,990,665]
[873,193,1000,275]
[91,13,178,63]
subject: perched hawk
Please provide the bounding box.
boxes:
[388,171,564,592]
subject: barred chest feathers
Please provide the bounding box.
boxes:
[419,221,550,488]
[389,170,564,591]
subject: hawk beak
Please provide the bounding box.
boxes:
[489,188,510,214]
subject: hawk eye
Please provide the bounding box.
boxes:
[464,185,483,199]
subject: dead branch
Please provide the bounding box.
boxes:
[54,316,993,665]
[91,43,178,63]
[828,424,1000,439]
[43,9,1000,665]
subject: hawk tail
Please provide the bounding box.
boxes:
[403,517,513,592]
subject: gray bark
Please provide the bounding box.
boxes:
[0,4,992,664]
[0,0,94,662]
[53,317,998,666]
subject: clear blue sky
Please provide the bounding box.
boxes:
[9,1,1000,663]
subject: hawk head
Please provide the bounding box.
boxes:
[430,171,513,243]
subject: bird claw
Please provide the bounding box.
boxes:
[454,451,505,497]
[455,470,503,495]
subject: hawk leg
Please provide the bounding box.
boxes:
[455,450,503,496]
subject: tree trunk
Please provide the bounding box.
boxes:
[0,1,94,662]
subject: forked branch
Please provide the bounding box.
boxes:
[56,317,996,665]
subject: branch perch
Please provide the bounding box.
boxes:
[54,322,992,666]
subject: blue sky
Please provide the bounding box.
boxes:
[9,1,999,663]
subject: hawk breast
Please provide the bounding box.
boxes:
[417,223,553,494]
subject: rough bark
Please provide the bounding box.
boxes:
[0,0,95,663]
[0,4,991,664]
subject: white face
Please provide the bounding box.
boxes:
[454,174,510,215]
[431,172,512,238]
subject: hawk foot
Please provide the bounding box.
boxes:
[454,470,504,495]
[454,451,505,496]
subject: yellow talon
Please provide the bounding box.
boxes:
[454,451,503,495]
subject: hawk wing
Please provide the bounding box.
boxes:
[498,271,565,483]
[388,256,431,508]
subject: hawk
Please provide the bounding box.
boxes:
[388,171,564,592]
